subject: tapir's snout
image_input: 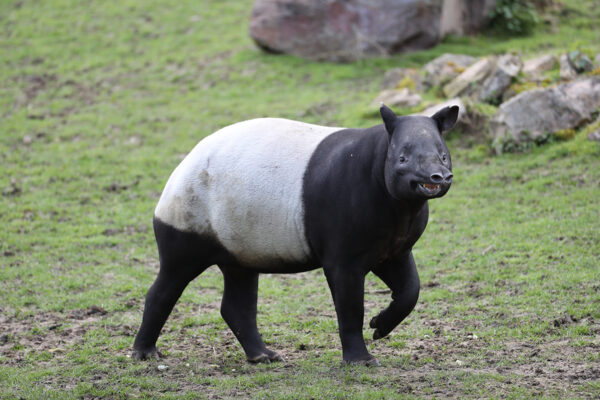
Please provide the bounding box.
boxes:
[430,168,453,184]
[415,164,452,198]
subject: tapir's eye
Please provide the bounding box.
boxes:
[398,156,407,163]
[442,153,447,162]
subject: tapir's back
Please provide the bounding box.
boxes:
[154,118,341,267]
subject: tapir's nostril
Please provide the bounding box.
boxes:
[445,172,453,182]
[430,173,444,183]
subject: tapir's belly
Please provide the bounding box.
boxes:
[154,118,341,266]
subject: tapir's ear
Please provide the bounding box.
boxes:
[380,103,398,136]
[431,105,460,134]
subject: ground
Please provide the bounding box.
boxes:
[1,0,599,399]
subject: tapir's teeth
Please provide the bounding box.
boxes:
[422,184,440,190]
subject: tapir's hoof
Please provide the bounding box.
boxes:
[132,347,162,360]
[343,356,381,367]
[247,350,285,364]
[369,315,389,340]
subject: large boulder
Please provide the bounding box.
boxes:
[249,0,443,62]
[490,77,600,149]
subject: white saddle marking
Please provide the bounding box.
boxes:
[155,118,342,266]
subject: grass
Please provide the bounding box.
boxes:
[1,0,599,398]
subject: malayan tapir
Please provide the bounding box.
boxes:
[133,104,458,365]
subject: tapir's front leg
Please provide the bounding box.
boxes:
[324,265,379,366]
[369,252,420,340]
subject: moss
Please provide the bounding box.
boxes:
[555,128,576,141]
[581,119,600,136]
[446,61,466,74]
[510,81,540,94]
[395,76,416,91]
[469,101,498,117]
[588,67,600,76]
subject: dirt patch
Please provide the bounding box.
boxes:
[22,73,57,104]
[0,305,110,365]
[7,72,121,119]
[366,315,600,398]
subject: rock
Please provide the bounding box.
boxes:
[588,131,600,142]
[371,88,422,109]
[491,77,600,150]
[559,54,577,80]
[595,54,600,68]
[478,54,522,104]
[522,54,557,77]
[440,0,497,36]
[418,98,466,121]
[417,98,489,139]
[443,57,496,98]
[249,0,443,62]
[423,53,478,87]
[381,68,424,92]
[567,51,594,73]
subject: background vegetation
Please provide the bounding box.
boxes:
[1,0,599,398]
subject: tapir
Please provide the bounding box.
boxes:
[133,104,458,365]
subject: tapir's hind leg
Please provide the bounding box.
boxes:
[219,265,284,363]
[132,218,215,360]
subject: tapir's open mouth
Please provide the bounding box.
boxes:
[418,183,442,196]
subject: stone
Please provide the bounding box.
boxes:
[371,88,422,109]
[249,0,442,62]
[418,98,466,122]
[478,54,523,104]
[443,57,496,98]
[423,53,478,87]
[595,54,600,68]
[417,98,490,138]
[559,54,577,80]
[490,77,600,148]
[381,68,424,92]
[588,131,600,142]
[567,51,593,73]
[522,54,557,78]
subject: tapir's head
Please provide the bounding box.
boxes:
[380,104,459,201]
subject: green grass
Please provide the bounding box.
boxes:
[1,0,600,398]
